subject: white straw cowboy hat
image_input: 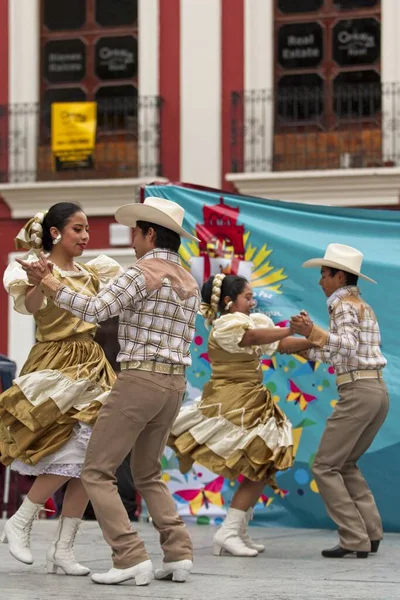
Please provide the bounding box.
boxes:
[115,197,199,242]
[302,243,376,284]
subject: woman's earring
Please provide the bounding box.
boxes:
[225,301,233,311]
[52,234,62,245]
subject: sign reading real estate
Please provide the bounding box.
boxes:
[278,22,324,69]
[51,101,97,171]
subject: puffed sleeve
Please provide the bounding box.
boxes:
[212,313,256,354]
[250,313,280,356]
[3,250,46,315]
[85,254,125,289]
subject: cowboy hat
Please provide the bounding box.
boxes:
[115,197,199,242]
[302,243,376,283]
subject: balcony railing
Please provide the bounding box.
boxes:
[0,95,162,183]
[230,83,400,173]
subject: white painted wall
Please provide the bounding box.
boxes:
[244,0,274,172]
[180,0,221,187]
[381,0,400,164]
[138,0,160,176]
[8,0,40,182]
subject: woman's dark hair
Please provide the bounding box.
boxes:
[328,267,359,286]
[42,202,83,251]
[136,220,181,252]
[202,274,248,313]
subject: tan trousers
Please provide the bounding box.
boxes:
[81,369,193,568]
[312,378,389,552]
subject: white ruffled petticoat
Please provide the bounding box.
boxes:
[11,423,92,478]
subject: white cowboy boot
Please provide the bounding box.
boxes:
[212,508,258,557]
[154,559,193,583]
[46,517,90,576]
[91,560,154,585]
[239,508,265,553]
[0,496,43,564]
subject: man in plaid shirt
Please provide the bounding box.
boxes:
[22,197,200,586]
[290,243,389,560]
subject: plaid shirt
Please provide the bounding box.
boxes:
[308,286,387,375]
[42,249,200,366]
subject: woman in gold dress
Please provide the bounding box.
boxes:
[0,203,122,575]
[169,273,299,557]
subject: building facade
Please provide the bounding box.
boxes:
[0,0,399,360]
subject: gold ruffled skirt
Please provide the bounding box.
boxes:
[169,355,294,488]
[0,336,115,467]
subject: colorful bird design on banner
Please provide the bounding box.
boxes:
[174,476,225,515]
[286,380,317,411]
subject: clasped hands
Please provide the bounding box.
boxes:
[16,252,53,287]
[289,310,314,338]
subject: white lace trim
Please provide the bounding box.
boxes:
[11,461,83,478]
[10,423,91,479]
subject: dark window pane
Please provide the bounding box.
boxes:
[43,0,86,31]
[277,74,324,121]
[333,71,381,117]
[44,39,86,84]
[95,36,138,80]
[278,22,323,69]
[95,0,137,27]
[277,0,323,14]
[42,87,87,131]
[333,0,378,9]
[333,18,380,66]
[95,85,138,130]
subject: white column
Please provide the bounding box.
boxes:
[180,0,221,187]
[244,0,274,172]
[8,0,40,182]
[381,0,400,165]
[138,0,160,177]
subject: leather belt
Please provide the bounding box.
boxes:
[120,360,185,375]
[336,369,382,387]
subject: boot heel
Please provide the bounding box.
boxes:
[356,551,368,559]
[135,572,152,586]
[212,542,223,556]
[0,531,7,544]
[172,569,190,583]
[47,560,58,574]
[370,540,380,553]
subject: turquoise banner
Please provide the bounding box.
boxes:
[144,184,400,531]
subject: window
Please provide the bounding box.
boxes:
[95,0,137,27]
[44,39,86,85]
[278,0,323,14]
[334,0,378,10]
[275,0,381,126]
[40,0,138,132]
[43,0,86,31]
[95,85,138,130]
[95,36,138,80]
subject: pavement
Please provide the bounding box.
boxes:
[0,519,399,600]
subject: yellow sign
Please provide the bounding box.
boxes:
[51,102,97,170]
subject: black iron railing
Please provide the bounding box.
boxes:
[0,95,162,183]
[230,83,400,173]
